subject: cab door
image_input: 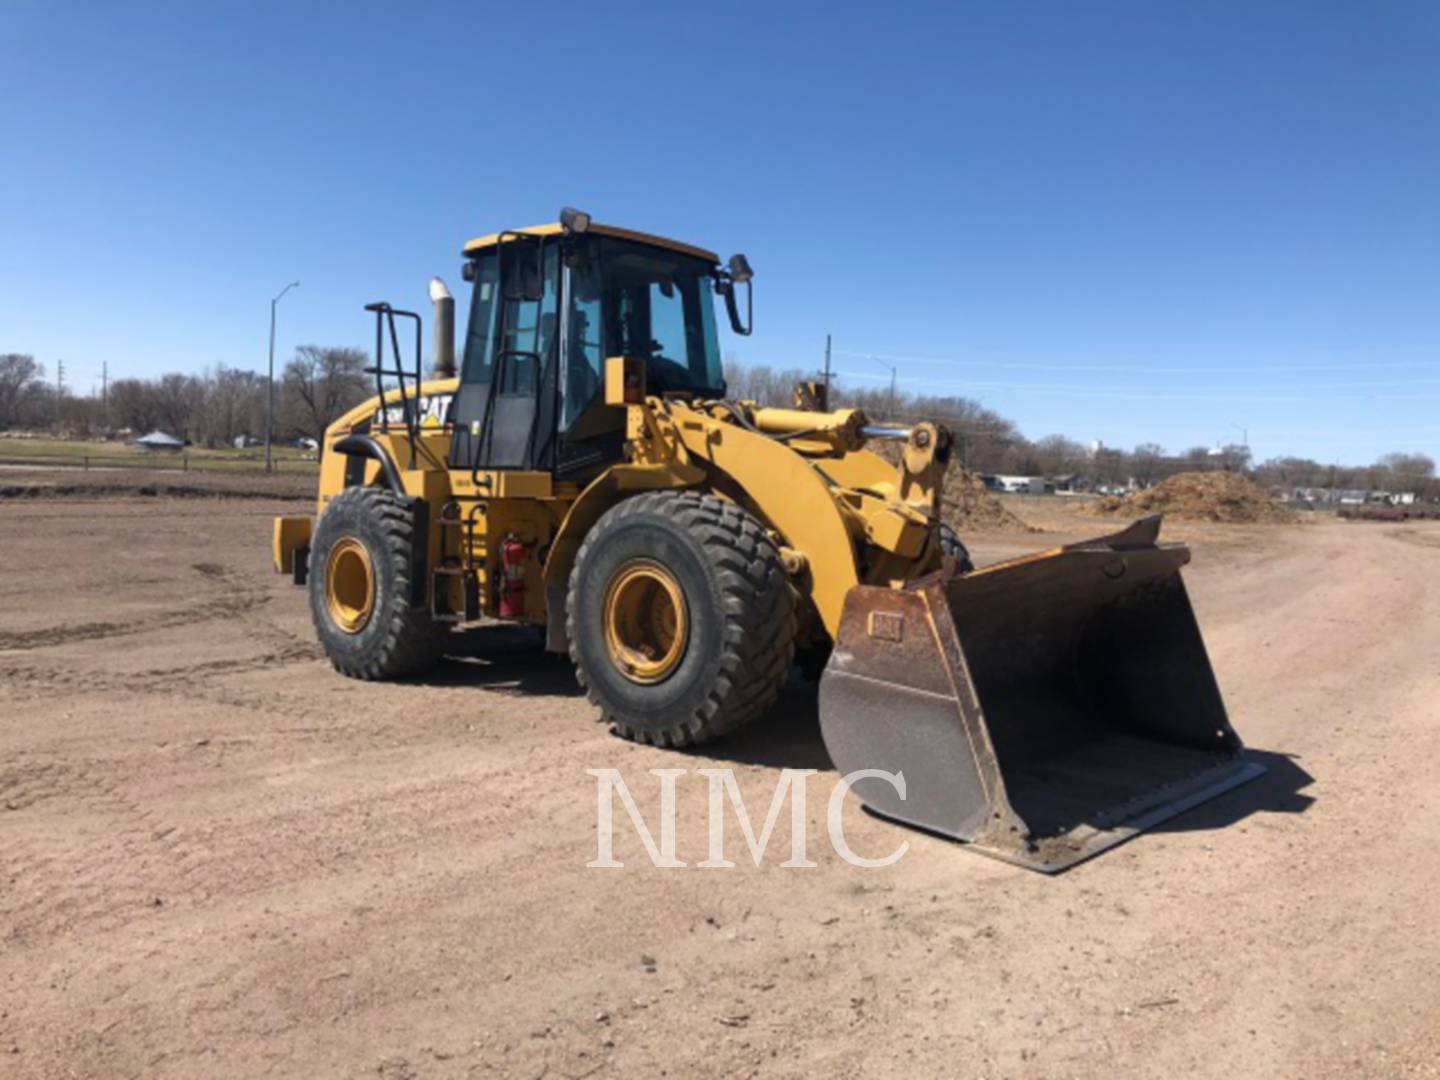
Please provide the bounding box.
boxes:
[448,240,560,472]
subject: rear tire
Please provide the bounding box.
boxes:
[567,491,796,747]
[309,486,441,680]
[938,522,975,573]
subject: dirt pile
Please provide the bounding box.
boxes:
[1089,471,1294,524]
[868,442,1034,532]
[939,460,1036,532]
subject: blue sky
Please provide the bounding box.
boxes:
[2,1,1437,464]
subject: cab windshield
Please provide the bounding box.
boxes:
[459,234,726,435]
[565,237,723,420]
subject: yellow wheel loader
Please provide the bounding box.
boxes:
[273,209,1262,871]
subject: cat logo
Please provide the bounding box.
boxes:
[375,393,453,429]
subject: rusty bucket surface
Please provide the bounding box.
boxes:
[818,515,1264,872]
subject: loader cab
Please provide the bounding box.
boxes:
[448,221,740,480]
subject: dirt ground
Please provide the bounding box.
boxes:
[3,482,1439,1079]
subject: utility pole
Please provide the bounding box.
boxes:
[266,281,300,472]
[1229,422,1249,473]
[56,359,64,398]
[823,334,832,397]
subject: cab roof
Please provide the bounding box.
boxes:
[461,221,719,265]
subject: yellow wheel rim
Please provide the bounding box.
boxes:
[602,559,688,684]
[325,537,375,634]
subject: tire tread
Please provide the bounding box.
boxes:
[566,491,796,746]
[310,486,441,680]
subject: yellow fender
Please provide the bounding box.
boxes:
[673,418,860,636]
[541,461,706,650]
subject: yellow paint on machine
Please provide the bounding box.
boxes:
[462,222,718,264]
[272,515,312,575]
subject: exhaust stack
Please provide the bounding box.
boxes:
[429,277,455,378]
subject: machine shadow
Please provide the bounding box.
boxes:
[403,635,1312,846]
[695,683,1315,843]
[692,681,835,772]
[1145,748,1315,834]
[414,623,585,696]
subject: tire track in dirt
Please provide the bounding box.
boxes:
[0,728,573,943]
[0,563,270,652]
[0,507,286,525]
[0,755,219,941]
[0,643,403,754]
[0,649,320,705]
[0,560,322,666]
[0,598,260,650]
[192,561,323,660]
[1383,525,1440,550]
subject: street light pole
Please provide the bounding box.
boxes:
[266,281,300,472]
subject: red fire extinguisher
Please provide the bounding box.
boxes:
[497,534,527,618]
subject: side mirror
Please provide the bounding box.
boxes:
[719,253,754,336]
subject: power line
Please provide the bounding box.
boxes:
[834,369,1440,402]
[835,348,1440,375]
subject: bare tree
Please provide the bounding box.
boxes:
[201,366,267,447]
[0,354,45,429]
[720,361,813,408]
[1182,446,1214,470]
[108,378,159,434]
[1216,443,1251,473]
[150,373,204,440]
[1033,435,1089,477]
[1376,452,1436,496]
[282,345,370,446]
[1255,456,1327,490]
[1130,443,1165,487]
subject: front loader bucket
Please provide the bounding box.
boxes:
[818,515,1263,872]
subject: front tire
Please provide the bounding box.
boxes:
[567,491,796,747]
[938,522,975,573]
[309,486,441,679]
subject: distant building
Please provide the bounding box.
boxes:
[986,474,1049,495]
[1050,474,1082,493]
[1287,486,1416,507]
[133,430,184,452]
